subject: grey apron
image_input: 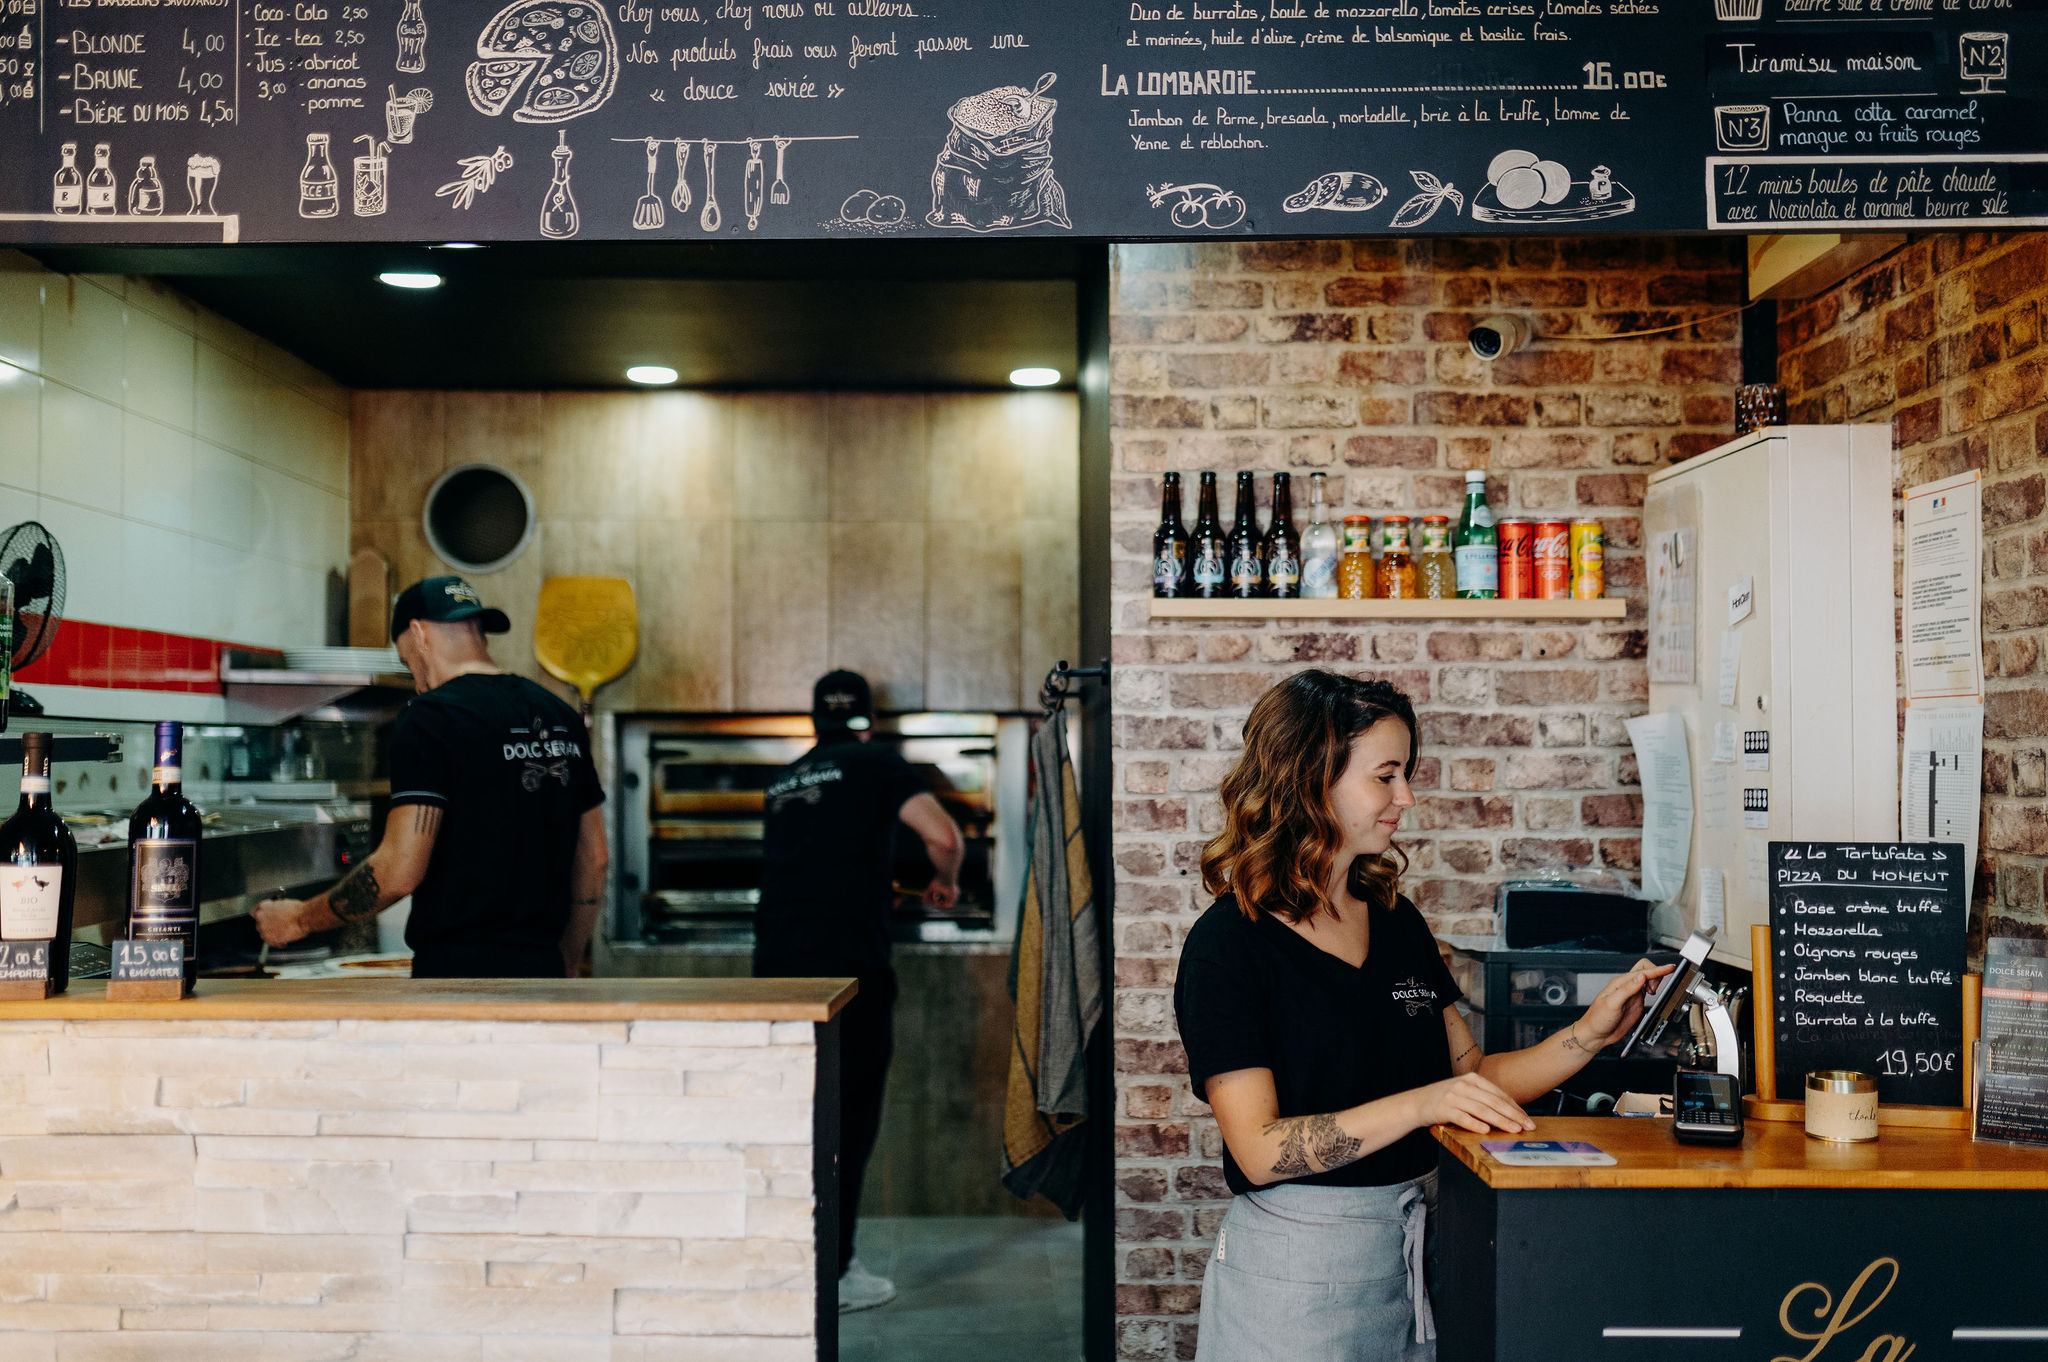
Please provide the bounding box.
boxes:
[1195,1171,1437,1362]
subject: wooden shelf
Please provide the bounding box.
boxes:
[1148,598,1629,621]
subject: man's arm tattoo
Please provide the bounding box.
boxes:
[1260,1111,1365,1178]
[330,862,383,922]
[410,804,444,839]
[1452,1040,1479,1066]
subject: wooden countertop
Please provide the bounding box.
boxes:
[0,976,858,1022]
[1435,1115,2048,1190]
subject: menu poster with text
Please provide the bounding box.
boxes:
[0,0,2042,241]
[1768,840,1966,1109]
[1976,938,2048,1149]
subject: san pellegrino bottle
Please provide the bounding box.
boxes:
[1454,469,1499,599]
[1300,471,1338,598]
[1226,471,1264,599]
[0,732,77,993]
[1152,473,1190,598]
[127,722,203,992]
[1262,472,1301,599]
[1187,471,1227,600]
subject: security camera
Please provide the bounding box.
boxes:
[1469,314,1533,361]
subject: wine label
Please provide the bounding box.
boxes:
[0,865,61,940]
[130,839,197,959]
[1455,544,1499,591]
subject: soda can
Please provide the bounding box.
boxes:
[1498,519,1534,599]
[1534,520,1571,599]
[1570,519,1605,599]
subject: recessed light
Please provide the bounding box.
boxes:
[1009,367,1061,387]
[626,365,679,386]
[378,271,442,289]
[435,242,484,249]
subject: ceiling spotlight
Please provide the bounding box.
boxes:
[626,365,679,386]
[378,271,442,290]
[435,242,484,250]
[1009,367,1061,388]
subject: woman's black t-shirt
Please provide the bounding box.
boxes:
[1174,892,1463,1194]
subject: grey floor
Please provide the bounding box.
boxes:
[837,1217,1085,1362]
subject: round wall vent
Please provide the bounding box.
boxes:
[423,464,535,574]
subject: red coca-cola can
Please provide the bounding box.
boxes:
[1498,519,1534,599]
[1534,520,1571,599]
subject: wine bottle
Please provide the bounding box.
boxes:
[1225,470,1264,599]
[0,732,76,993]
[127,721,202,991]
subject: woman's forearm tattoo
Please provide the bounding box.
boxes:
[1262,1112,1365,1177]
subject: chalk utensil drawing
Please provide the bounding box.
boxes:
[770,137,790,205]
[744,139,765,230]
[670,137,692,213]
[699,138,720,232]
[632,137,664,230]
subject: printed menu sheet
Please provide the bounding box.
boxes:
[1977,939,2048,1150]
[1903,470,1984,705]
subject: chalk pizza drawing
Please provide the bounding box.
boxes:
[1283,172,1386,214]
[929,73,1071,232]
[465,0,618,124]
[1469,149,1634,224]
[1145,182,1246,230]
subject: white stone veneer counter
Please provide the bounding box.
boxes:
[0,976,857,1361]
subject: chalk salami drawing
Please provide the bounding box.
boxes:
[1282,172,1386,213]
[539,130,579,238]
[437,146,513,210]
[743,139,764,231]
[465,0,617,124]
[929,72,1071,232]
[1145,182,1246,230]
[1959,32,2009,94]
[826,188,911,234]
[1470,150,1633,224]
[1389,170,1463,228]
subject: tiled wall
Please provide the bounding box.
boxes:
[1776,232,2048,947]
[1106,237,1746,1358]
[0,252,350,671]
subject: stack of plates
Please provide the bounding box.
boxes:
[282,646,405,674]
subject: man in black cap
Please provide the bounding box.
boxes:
[253,575,609,979]
[755,669,963,1313]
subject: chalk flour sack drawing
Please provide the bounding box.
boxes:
[928,73,1072,232]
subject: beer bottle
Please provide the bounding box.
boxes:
[1187,472,1228,599]
[1226,471,1264,599]
[1152,473,1190,598]
[1262,472,1302,599]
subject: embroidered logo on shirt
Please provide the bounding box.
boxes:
[1390,977,1436,1017]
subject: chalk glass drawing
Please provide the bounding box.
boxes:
[826,189,911,234]
[465,0,617,124]
[397,0,428,73]
[632,138,664,230]
[1282,171,1386,213]
[1713,104,1769,153]
[699,138,720,232]
[1713,0,1761,18]
[84,142,115,215]
[127,156,164,215]
[1389,170,1463,228]
[1959,32,2009,94]
[1470,151,1633,224]
[52,142,80,214]
[352,136,391,217]
[185,155,221,215]
[539,130,579,237]
[437,145,512,209]
[929,72,1071,232]
[1145,182,1245,230]
[770,138,790,205]
[299,133,340,219]
[744,139,765,231]
[669,138,692,214]
[387,87,433,144]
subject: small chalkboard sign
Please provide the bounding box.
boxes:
[0,941,51,1000]
[1768,841,1967,1108]
[106,939,188,1002]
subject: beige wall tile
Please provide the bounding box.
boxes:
[828,394,926,522]
[928,396,1026,525]
[1019,517,1080,711]
[538,393,640,522]
[0,253,43,373]
[352,391,446,524]
[444,391,546,493]
[732,520,828,711]
[734,394,829,521]
[0,368,40,492]
[926,518,1021,711]
[633,392,734,523]
[37,277,125,405]
[121,413,194,534]
[637,520,733,710]
[828,522,925,710]
[121,304,197,433]
[1014,393,1080,522]
[41,383,123,514]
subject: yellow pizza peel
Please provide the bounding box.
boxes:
[533,575,638,723]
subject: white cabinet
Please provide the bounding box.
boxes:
[1643,425,1896,969]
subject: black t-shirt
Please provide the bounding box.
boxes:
[1174,892,1463,1194]
[388,673,605,978]
[755,738,926,975]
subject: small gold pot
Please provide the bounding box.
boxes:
[1805,1070,1879,1143]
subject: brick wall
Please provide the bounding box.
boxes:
[1106,238,1746,1358]
[1776,232,2048,947]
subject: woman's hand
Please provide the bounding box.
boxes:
[1576,959,1677,1049]
[1408,1072,1535,1135]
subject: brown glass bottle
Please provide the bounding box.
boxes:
[1186,472,1228,599]
[1152,473,1190,598]
[1262,472,1301,599]
[1225,471,1264,598]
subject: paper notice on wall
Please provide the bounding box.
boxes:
[1698,868,1726,934]
[1701,763,1731,831]
[1903,470,1984,705]
[1728,576,1754,627]
[1626,711,1693,904]
[1716,631,1741,707]
[1649,529,1696,686]
[1903,702,1984,908]
[1745,837,1768,903]
[1713,721,1739,764]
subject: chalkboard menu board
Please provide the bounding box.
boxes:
[1768,840,1966,1109]
[0,0,2040,242]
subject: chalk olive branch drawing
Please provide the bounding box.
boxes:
[437,147,514,210]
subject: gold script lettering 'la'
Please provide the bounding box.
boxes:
[1775,1257,1916,1362]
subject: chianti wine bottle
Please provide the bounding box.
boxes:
[127,721,202,992]
[0,732,76,993]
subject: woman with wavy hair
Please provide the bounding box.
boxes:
[1174,669,1667,1360]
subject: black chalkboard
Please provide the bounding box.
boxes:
[1768,840,1966,1109]
[0,0,2042,242]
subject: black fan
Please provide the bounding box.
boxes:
[0,522,66,718]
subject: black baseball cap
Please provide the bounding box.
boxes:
[391,576,511,640]
[812,669,873,733]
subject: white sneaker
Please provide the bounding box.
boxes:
[838,1258,897,1314]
